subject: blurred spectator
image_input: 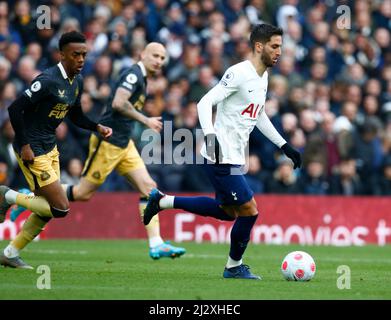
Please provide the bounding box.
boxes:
[13,55,39,92]
[0,119,17,182]
[353,117,383,193]
[244,154,269,193]
[374,28,390,57]
[290,127,306,153]
[203,36,231,78]
[200,11,230,44]
[62,0,92,31]
[334,101,360,134]
[0,52,11,88]
[364,78,382,98]
[61,158,83,186]
[277,55,304,88]
[10,0,37,46]
[299,109,319,137]
[90,55,112,105]
[26,42,48,71]
[188,65,217,102]
[372,156,391,196]
[55,122,85,169]
[269,75,288,107]
[362,95,380,118]
[298,156,329,195]
[276,2,299,32]
[267,155,300,194]
[281,112,298,137]
[245,0,271,26]
[304,111,341,176]
[167,42,201,82]
[0,155,8,185]
[329,157,364,195]
[144,0,169,42]
[221,0,246,25]
[0,10,23,49]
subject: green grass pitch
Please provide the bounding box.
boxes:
[0,240,390,300]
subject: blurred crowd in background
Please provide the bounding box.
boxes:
[0,0,390,196]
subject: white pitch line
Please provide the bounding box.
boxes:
[26,249,88,255]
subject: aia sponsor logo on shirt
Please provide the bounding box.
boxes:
[241,103,263,119]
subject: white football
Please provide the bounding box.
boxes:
[281,251,316,281]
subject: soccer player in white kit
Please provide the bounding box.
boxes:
[144,24,301,279]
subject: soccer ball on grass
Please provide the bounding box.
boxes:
[281,251,316,281]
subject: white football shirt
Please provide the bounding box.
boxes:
[198,60,286,165]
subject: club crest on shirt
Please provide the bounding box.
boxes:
[31,81,41,92]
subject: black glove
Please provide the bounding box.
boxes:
[205,133,222,163]
[281,143,302,169]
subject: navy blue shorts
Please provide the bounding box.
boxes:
[203,163,254,206]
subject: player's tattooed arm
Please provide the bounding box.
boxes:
[112,87,162,133]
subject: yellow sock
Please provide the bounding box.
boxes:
[140,200,161,239]
[11,213,50,250]
[16,193,53,218]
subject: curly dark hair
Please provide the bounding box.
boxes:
[249,23,283,50]
[59,31,86,51]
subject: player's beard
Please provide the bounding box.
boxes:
[261,52,274,68]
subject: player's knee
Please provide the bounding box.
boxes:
[237,199,258,216]
[51,206,70,218]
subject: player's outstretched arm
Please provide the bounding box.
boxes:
[112,87,162,133]
[68,105,112,139]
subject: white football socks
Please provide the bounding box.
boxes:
[149,236,164,248]
[226,256,242,269]
[4,189,18,204]
[159,195,175,209]
[4,244,19,258]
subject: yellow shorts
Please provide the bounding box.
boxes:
[15,146,60,191]
[82,134,146,185]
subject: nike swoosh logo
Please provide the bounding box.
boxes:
[248,90,254,92]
